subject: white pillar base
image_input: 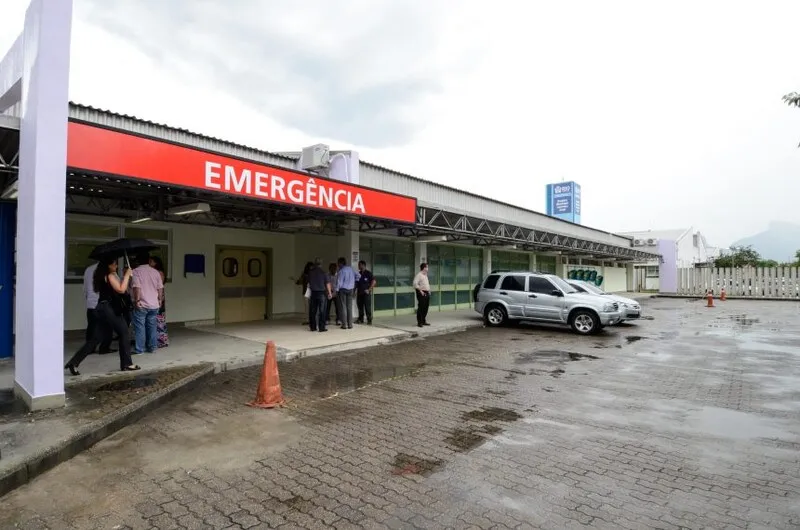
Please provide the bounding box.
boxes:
[14,380,65,411]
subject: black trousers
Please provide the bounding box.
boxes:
[85,308,113,352]
[416,291,430,325]
[69,301,133,371]
[356,291,372,323]
[309,291,328,331]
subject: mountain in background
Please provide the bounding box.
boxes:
[731,221,800,262]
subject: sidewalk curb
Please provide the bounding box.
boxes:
[0,364,215,499]
[212,322,484,371]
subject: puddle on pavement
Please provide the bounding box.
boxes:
[445,428,488,452]
[391,453,444,476]
[549,369,565,378]
[515,351,599,364]
[730,314,760,327]
[308,364,424,398]
[94,376,158,393]
[486,389,510,396]
[687,406,790,440]
[482,425,503,435]
[641,315,655,320]
[625,336,647,344]
[462,407,523,422]
[446,407,523,452]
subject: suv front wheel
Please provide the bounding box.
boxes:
[569,309,600,335]
[484,304,507,327]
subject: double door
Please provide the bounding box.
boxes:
[217,248,269,324]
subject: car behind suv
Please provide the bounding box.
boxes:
[474,271,623,335]
[565,279,642,321]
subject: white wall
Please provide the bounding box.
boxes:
[603,266,627,292]
[676,234,698,268]
[64,217,299,330]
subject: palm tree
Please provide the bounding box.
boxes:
[784,93,800,146]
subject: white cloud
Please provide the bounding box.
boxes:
[2,0,800,247]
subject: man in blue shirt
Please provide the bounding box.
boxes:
[336,257,356,329]
[355,260,376,325]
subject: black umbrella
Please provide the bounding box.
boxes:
[89,238,158,268]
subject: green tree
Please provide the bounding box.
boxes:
[714,245,762,268]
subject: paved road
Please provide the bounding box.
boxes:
[2,298,800,529]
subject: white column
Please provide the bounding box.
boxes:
[529,253,537,272]
[483,248,492,275]
[626,263,635,291]
[556,256,567,277]
[414,241,427,266]
[14,0,74,410]
[338,219,360,266]
[338,219,360,316]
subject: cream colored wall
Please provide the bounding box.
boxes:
[64,216,297,331]
[603,266,628,292]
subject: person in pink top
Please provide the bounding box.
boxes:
[131,252,164,354]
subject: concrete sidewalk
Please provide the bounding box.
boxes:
[0,309,484,390]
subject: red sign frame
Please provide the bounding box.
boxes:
[66,121,417,224]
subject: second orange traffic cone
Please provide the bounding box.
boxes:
[720,288,727,301]
[706,290,714,307]
[247,341,285,409]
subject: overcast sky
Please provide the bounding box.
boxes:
[3,0,800,247]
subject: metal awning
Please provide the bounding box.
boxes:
[0,115,20,192]
[360,206,662,262]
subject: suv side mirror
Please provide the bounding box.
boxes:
[551,290,564,297]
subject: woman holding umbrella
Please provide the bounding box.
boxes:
[65,239,153,375]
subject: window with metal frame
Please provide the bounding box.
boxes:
[65,218,173,280]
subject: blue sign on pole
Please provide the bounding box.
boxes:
[545,181,581,224]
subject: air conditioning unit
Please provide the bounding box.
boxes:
[298,144,330,171]
[633,239,645,246]
[646,238,657,245]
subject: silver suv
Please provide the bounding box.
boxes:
[474,271,623,335]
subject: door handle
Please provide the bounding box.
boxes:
[528,294,537,298]
[499,291,508,295]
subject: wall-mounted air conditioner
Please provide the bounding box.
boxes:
[646,238,657,245]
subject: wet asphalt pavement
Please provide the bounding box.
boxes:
[1,297,800,529]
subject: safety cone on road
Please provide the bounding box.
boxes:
[720,288,727,301]
[247,341,285,409]
[706,290,714,308]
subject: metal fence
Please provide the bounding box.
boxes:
[675,267,800,298]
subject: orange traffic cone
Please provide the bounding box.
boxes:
[247,341,286,409]
[720,288,727,301]
[706,290,714,307]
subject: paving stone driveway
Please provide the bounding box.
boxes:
[1,298,800,529]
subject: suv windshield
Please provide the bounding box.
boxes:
[549,276,578,294]
[578,281,605,295]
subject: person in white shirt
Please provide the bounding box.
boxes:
[83,262,115,354]
[413,262,431,328]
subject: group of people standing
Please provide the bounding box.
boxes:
[296,258,434,331]
[296,258,375,332]
[65,252,168,376]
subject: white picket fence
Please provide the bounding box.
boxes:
[676,267,800,298]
